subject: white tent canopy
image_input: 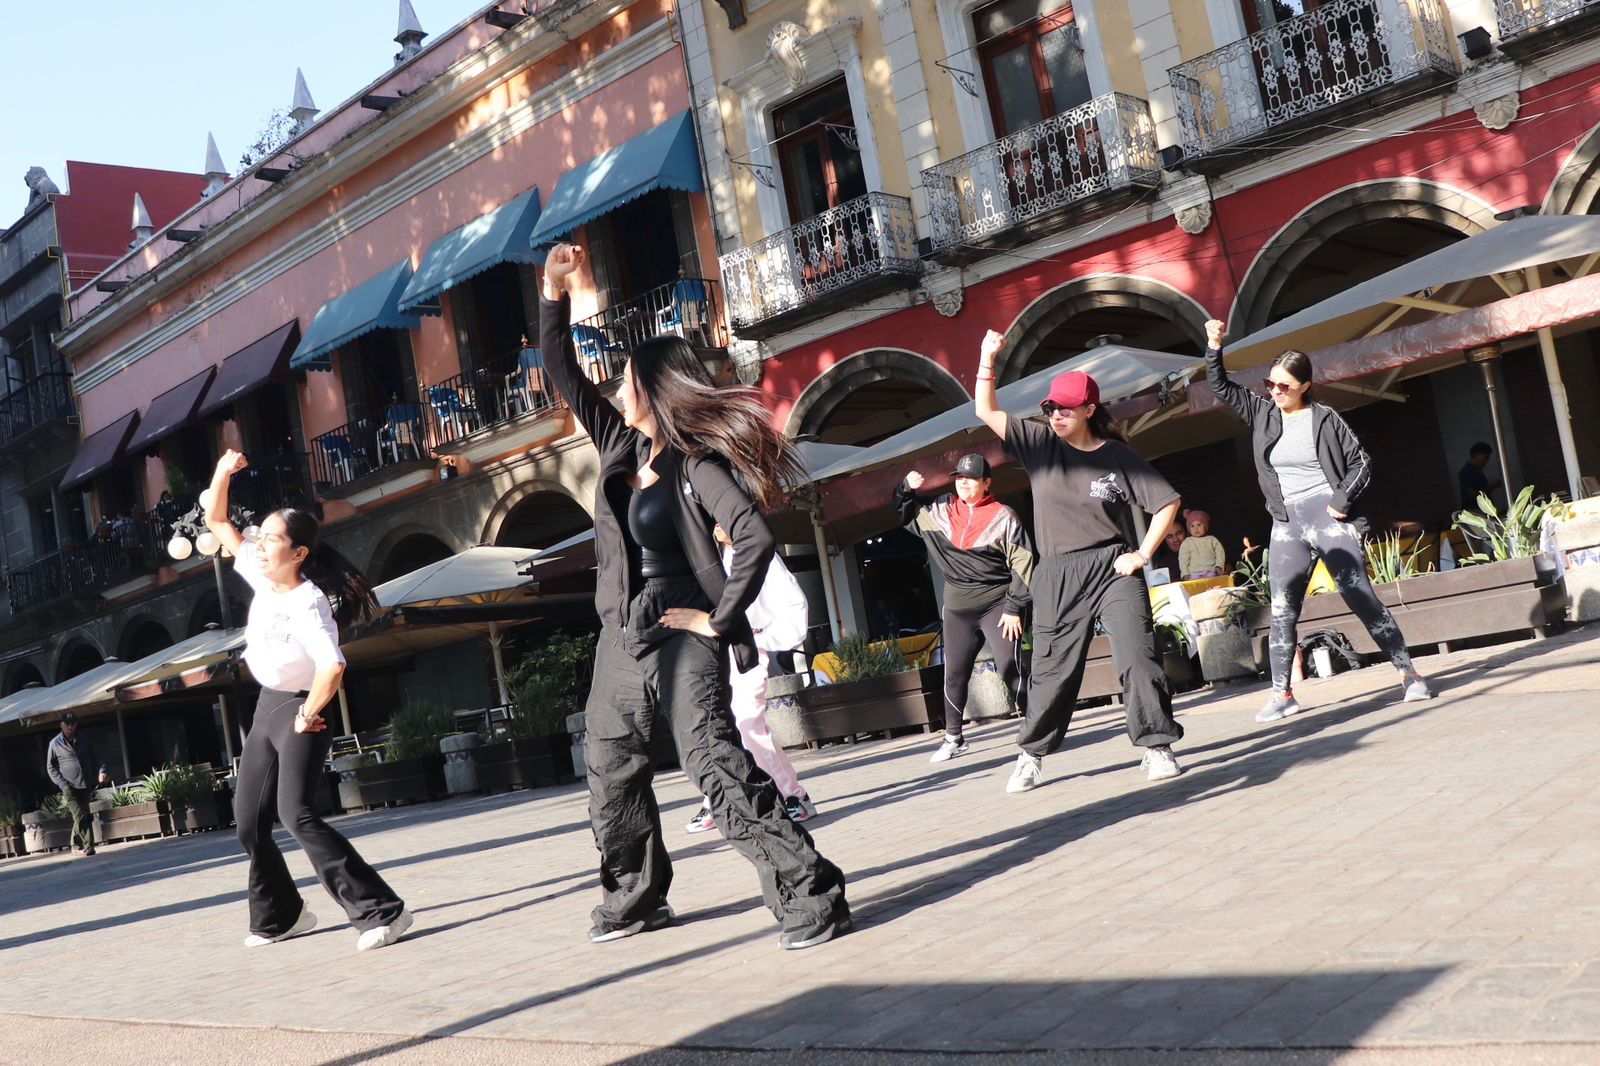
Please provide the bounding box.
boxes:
[372,545,541,609]
[806,343,1199,484]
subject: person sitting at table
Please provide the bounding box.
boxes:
[1178,510,1226,580]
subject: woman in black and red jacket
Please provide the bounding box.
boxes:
[540,243,848,951]
[894,453,1033,763]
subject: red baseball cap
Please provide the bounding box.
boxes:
[1046,370,1100,409]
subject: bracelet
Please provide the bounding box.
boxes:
[976,374,994,382]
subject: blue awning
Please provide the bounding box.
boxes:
[397,188,543,315]
[290,261,422,372]
[527,111,703,247]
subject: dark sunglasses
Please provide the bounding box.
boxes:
[1040,401,1075,415]
[1263,378,1301,393]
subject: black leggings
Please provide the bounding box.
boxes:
[1269,493,1413,693]
[940,597,1025,740]
[235,689,404,936]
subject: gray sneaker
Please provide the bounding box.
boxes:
[1255,692,1301,723]
[1142,745,1182,782]
[930,735,969,763]
[1402,677,1434,702]
[1005,752,1043,793]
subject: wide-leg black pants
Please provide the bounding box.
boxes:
[1017,546,1184,757]
[585,576,846,934]
[940,597,1026,740]
[235,688,405,936]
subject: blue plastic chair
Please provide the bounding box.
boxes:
[319,434,357,484]
[659,279,710,342]
[506,347,546,416]
[380,403,424,463]
[570,325,613,381]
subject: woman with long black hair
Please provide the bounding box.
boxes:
[1203,318,1432,722]
[204,450,411,951]
[973,330,1186,792]
[540,243,849,950]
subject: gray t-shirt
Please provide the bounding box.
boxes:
[1004,416,1180,555]
[1270,410,1330,503]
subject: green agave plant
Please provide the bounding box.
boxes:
[829,631,909,682]
[0,794,24,828]
[106,784,153,807]
[1454,487,1567,565]
[37,792,70,819]
[1365,532,1429,585]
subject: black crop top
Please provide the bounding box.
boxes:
[627,476,691,579]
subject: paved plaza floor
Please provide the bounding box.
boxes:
[3,627,1600,1065]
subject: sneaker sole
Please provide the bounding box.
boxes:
[1146,766,1183,782]
[1005,777,1040,794]
[1402,689,1435,702]
[245,909,317,948]
[930,746,970,763]
[357,910,414,952]
[780,915,853,950]
[685,822,715,834]
[1255,703,1301,723]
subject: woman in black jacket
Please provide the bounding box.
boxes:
[1204,318,1433,723]
[540,243,848,950]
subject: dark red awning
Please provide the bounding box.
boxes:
[199,321,301,419]
[59,410,140,491]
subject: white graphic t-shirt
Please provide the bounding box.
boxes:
[235,539,345,692]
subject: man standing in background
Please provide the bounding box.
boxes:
[46,713,108,856]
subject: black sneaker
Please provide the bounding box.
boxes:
[783,795,817,822]
[778,904,852,950]
[588,903,675,944]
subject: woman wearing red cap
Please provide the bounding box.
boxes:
[894,453,1034,763]
[974,331,1186,791]
[1203,318,1432,722]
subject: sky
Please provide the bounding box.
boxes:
[1,1,488,223]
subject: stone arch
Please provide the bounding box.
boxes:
[1543,120,1600,216]
[187,590,248,637]
[3,659,46,697]
[785,348,972,444]
[1230,179,1499,335]
[367,525,459,585]
[118,616,174,663]
[481,478,594,549]
[992,274,1211,384]
[54,639,105,683]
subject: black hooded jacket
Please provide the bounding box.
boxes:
[1205,346,1373,531]
[539,294,770,671]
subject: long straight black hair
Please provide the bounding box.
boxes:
[628,335,803,510]
[1087,403,1127,443]
[276,508,379,631]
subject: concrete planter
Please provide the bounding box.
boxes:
[332,752,381,812]
[440,733,483,796]
[342,753,445,809]
[174,793,231,834]
[474,736,571,794]
[0,824,26,858]
[91,800,174,843]
[21,812,72,854]
[793,668,941,745]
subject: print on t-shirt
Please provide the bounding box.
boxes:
[1089,473,1126,504]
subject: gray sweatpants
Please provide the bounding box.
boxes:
[1269,493,1413,693]
[1017,545,1183,757]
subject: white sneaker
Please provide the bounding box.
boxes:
[1005,752,1043,793]
[356,908,414,952]
[1142,745,1182,782]
[1402,677,1434,702]
[930,736,970,763]
[1256,692,1301,723]
[243,906,317,948]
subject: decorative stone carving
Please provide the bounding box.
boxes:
[24,167,59,209]
[1460,59,1523,133]
[730,339,764,385]
[1159,173,1213,235]
[930,288,963,317]
[768,22,807,90]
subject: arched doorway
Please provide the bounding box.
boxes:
[3,661,46,697]
[997,276,1209,383]
[492,489,593,550]
[373,531,455,584]
[57,641,105,683]
[188,591,248,636]
[119,617,174,663]
[787,349,972,446]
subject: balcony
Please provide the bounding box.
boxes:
[1495,0,1600,52]
[570,277,730,373]
[1168,0,1456,162]
[308,403,430,494]
[719,192,923,340]
[6,514,168,615]
[228,450,314,517]
[923,93,1160,258]
[0,372,76,450]
[424,346,565,452]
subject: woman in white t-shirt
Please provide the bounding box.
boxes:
[204,450,412,952]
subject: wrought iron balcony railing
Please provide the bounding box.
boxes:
[719,192,923,337]
[923,93,1160,255]
[1495,0,1600,39]
[424,346,564,450]
[6,513,169,615]
[228,450,314,517]
[571,277,729,363]
[1168,0,1456,159]
[308,403,430,492]
[0,372,76,449]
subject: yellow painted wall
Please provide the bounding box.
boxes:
[1094,0,1148,98]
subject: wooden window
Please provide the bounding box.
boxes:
[974,0,1091,137]
[773,78,868,224]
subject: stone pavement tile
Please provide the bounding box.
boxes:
[1194,968,1395,1048]
[1525,991,1600,1040]
[1291,968,1450,1045]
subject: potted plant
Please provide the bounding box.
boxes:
[476,674,576,793]
[162,764,229,833]
[92,781,174,842]
[344,701,451,809]
[22,792,74,854]
[795,631,942,744]
[0,795,25,859]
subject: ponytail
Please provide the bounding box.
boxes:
[276,509,379,632]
